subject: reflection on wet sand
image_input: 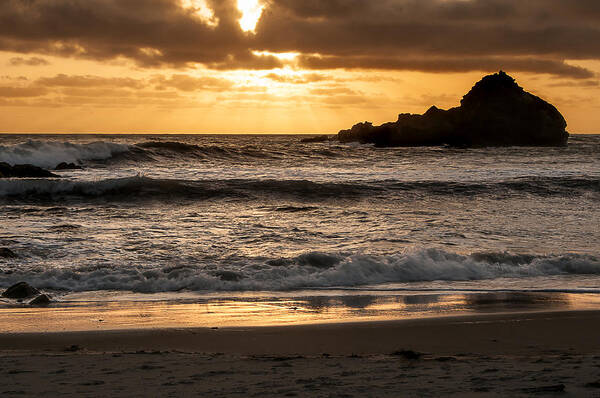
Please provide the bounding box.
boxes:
[0,291,598,333]
[464,292,570,312]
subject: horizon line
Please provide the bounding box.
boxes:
[0,132,598,136]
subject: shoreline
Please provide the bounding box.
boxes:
[2,290,600,333]
[3,309,600,355]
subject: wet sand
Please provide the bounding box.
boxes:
[2,310,600,396]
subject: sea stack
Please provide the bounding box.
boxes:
[338,71,569,147]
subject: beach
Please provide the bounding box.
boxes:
[2,310,600,396]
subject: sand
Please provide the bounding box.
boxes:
[2,310,600,396]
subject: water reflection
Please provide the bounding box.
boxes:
[0,291,597,333]
[403,294,441,305]
[338,295,377,309]
[463,292,569,312]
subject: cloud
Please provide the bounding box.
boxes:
[298,56,596,79]
[0,0,600,77]
[36,74,146,89]
[150,74,233,91]
[265,72,329,84]
[546,79,600,88]
[309,86,358,96]
[0,72,240,107]
[8,56,49,66]
[0,86,48,97]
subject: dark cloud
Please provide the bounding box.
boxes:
[0,0,599,77]
[37,74,146,89]
[8,56,49,66]
[298,56,595,79]
[546,80,600,88]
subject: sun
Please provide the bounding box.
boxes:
[237,0,264,33]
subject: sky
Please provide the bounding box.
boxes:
[0,0,599,134]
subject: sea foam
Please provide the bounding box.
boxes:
[1,249,598,293]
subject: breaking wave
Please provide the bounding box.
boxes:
[0,140,130,168]
[0,140,289,168]
[0,175,598,202]
[1,249,599,293]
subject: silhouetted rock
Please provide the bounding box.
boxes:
[0,248,17,258]
[391,350,423,360]
[55,162,82,170]
[2,282,40,299]
[300,135,330,143]
[29,294,52,306]
[338,71,569,147]
[0,162,58,178]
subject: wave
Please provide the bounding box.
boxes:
[1,249,599,293]
[0,139,346,168]
[0,175,598,202]
[0,140,130,168]
[0,139,284,168]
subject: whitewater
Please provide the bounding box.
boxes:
[1,134,599,299]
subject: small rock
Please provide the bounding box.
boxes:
[2,282,40,299]
[435,356,458,362]
[391,350,422,360]
[29,294,52,306]
[0,248,17,258]
[585,381,600,388]
[0,163,58,178]
[0,162,11,177]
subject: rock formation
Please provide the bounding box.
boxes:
[338,71,569,147]
[0,162,58,178]
[2,282,41,299]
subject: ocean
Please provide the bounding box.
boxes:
[1,134,599,329]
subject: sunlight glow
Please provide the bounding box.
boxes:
[252,51,300,62]
[237,0,264,32]
[181,0,218,27]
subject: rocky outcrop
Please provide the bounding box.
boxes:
[2,282,40,299]
[338,71,569,147]
[0,162,58,178]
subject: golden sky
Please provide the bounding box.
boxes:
[0,0,599,134]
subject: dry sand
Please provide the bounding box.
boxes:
[2,310,600,397]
